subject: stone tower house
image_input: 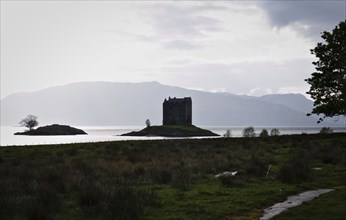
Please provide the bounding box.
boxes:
[163,97,192,125]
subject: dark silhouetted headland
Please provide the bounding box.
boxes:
[14,124,87,136]
[121,125,219,137]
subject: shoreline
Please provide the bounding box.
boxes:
[1,132,345,148]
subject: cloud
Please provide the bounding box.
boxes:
[143,2,226,50]
[100,2,227,50]
[162,39,201,50]
[259,1,346,40]
[1,1,330,98]
[151,3,225,35]
[210,88,227,93]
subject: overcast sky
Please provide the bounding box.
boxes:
[1,0,345,99]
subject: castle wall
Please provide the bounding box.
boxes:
[163,97,192,125]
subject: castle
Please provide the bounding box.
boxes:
[163,97,192,125]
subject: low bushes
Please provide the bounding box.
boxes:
[0,134,345,219]
[278,150,311,183]
[79,182,158,220]
[219,175,246,187]
[242,127,256,137]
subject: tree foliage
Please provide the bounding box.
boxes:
[305,20,346,122]
[242,126,256,137]
[223,129,232,138]
[19,114,39,130]
[320,127,333,134]
[259,129,269,137]
[145,119,151,127]
[270,128,280,136]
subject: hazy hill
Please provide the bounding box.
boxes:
[258,94,314,114]
[0,81,342,126]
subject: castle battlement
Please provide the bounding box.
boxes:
[163,97,192,125]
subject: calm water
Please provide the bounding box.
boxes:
[1,126,345,146]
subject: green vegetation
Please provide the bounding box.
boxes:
[14,124,87,136]
[223,129,232,138]
[270,128,280,136]
[122,125,219,137]
[242,126,256,137]
[259,129,269,137]
[320,127,333,134]
[306,20,346,122]
[146,119,151,127]
[0,133,345,220]
[272,187,346,220]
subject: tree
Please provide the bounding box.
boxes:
[145,119,151,127]
[305,20,346,123]
[320,127,333,134]
[223,129,232,138]
[259,129,269,137]
[19,114,38,130]
[242,126,256,137]
[270,128,280,136]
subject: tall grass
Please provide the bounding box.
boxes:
[0,133,345,219]
[278,150,311,183]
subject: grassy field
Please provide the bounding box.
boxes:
[0,133,345,220]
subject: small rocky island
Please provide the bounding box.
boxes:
[122,97,219,137]
[15,124,87,136]
[122,125,219,137]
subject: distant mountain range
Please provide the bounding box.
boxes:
[1,81,344,127]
